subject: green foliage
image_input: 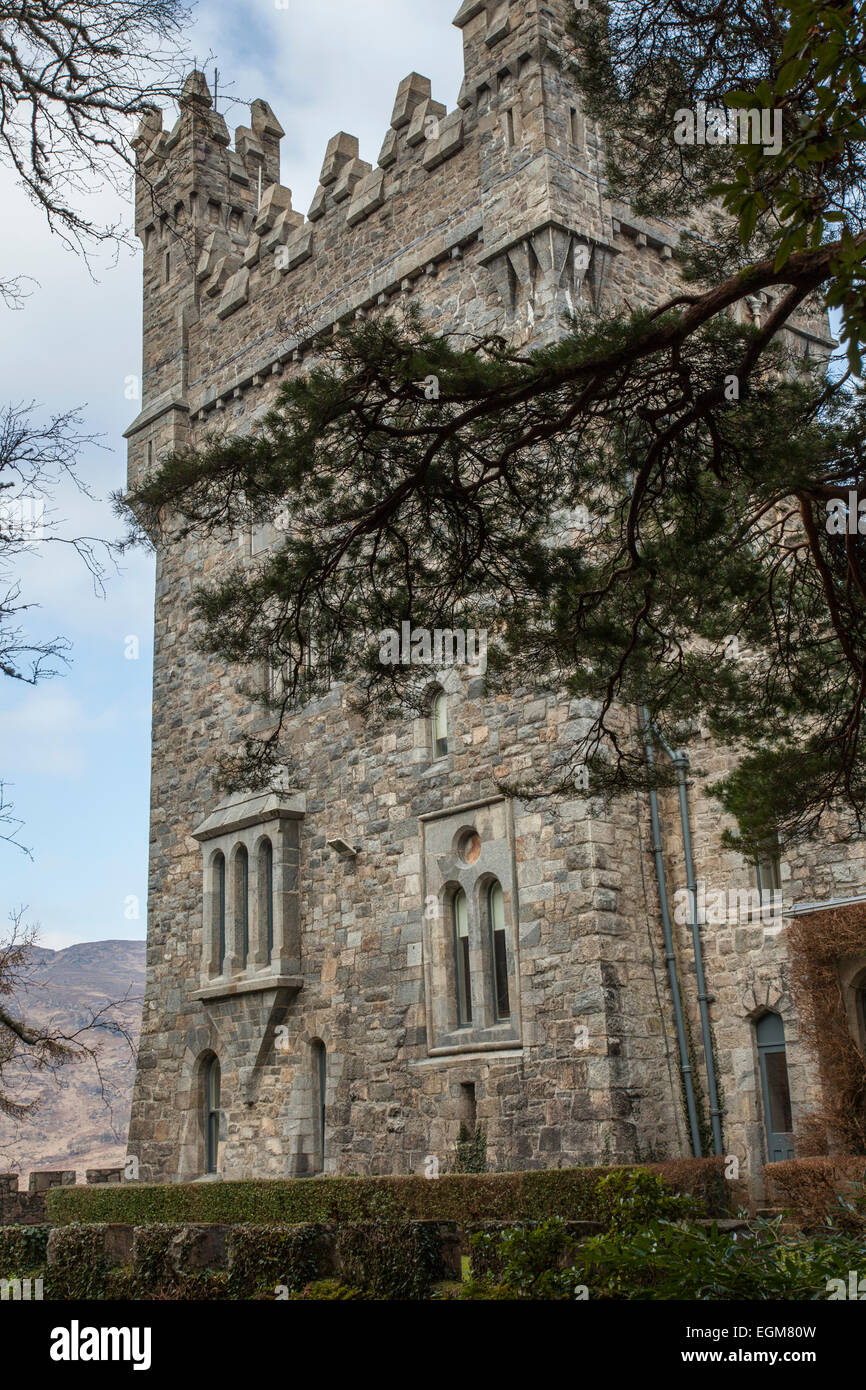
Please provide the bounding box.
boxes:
[284,1278,368,1300]
[336,1221,448,1300]
[117,5,866,848]
[465,1213,866,1300]
[44,1224,114,1300]
[590,1169,698,1232]
[227,1223,334,1297]
[124,300,866,847]
[569,0,866,367]
[468,1219,593,1296]
[450,1122,488,1174]
[0,1223,49,1274]
[467,1175,695,1296]
[576,1216,866,1300]
[46,1159,730,1227]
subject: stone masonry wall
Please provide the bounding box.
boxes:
[126,0,858,1194]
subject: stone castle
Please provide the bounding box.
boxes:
[125,0,864,1192]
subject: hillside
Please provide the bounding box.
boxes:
[0,939,145,1182]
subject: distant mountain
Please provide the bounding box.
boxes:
[0,939,145,1183]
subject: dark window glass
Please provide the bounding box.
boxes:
[453,889,472,1026]
[488,881,510,1020]
[260,840,274,960]
[764,1050,793,1134]
[312,1040,326,1167]
[205,1056,220,1175]
[235,846,249,966]
[215,854,226,971]
[432,692,448,758]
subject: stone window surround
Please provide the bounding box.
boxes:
[191,789,304,1000]
[420,795,522,1056]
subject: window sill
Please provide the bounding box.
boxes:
[429,1026,521,1056]
[192,973,303,1002]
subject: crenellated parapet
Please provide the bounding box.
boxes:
[125,0,834,489]
[125,0,842,1191]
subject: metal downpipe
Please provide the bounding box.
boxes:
[639,707,703,1157]
[658,735,725,1157]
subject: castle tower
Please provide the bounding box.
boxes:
[124,1,841,1189]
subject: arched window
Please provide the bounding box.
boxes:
[214,852,226,973]
[756,1012,794,1162]
[453,888,472,1026]
[432,690,448,759]
[488,880,510,1021]
[204,1055,221,1175]
[234,845,249,966]
[311,1039,327,1169]
[259,839,274,961]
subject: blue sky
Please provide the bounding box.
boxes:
[0,0,464,949]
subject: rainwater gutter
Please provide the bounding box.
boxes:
[639,706,703,1157]
[653,728,725,1157]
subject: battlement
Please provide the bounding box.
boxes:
[125,0,834,485]
[125,1,627,469]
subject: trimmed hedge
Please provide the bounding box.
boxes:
[227,1223,335,1298]
[765,1156,866,1229]
[44,1223,230,1301]
[37,1218,454,1300]
[127,1224,227,1301]
[0,1223,49,1274]
[336,1221,451,1300]
[45,1223,114,1300]
[46,1158,730,1228]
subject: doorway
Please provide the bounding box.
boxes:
[756,1012,794,1162]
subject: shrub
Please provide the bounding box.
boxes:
[591,1169,697,1232]
[765,1156,866,1231]
[126,1224,229,1301]
[336,1221,449,1300]
[46,1158,730,1228]
[788,904,866,1153]
[466,1215,866,1300]
[575,1217,866,1300]
[0,1224,49,1274]
[227,1224,335,1298]
[469,1219,586,1298]
[44,1224,114,1300]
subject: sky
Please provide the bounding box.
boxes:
[0,0,465,950]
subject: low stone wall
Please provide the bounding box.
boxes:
[0,1170,122,1225]
[41,1220,461,1299]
